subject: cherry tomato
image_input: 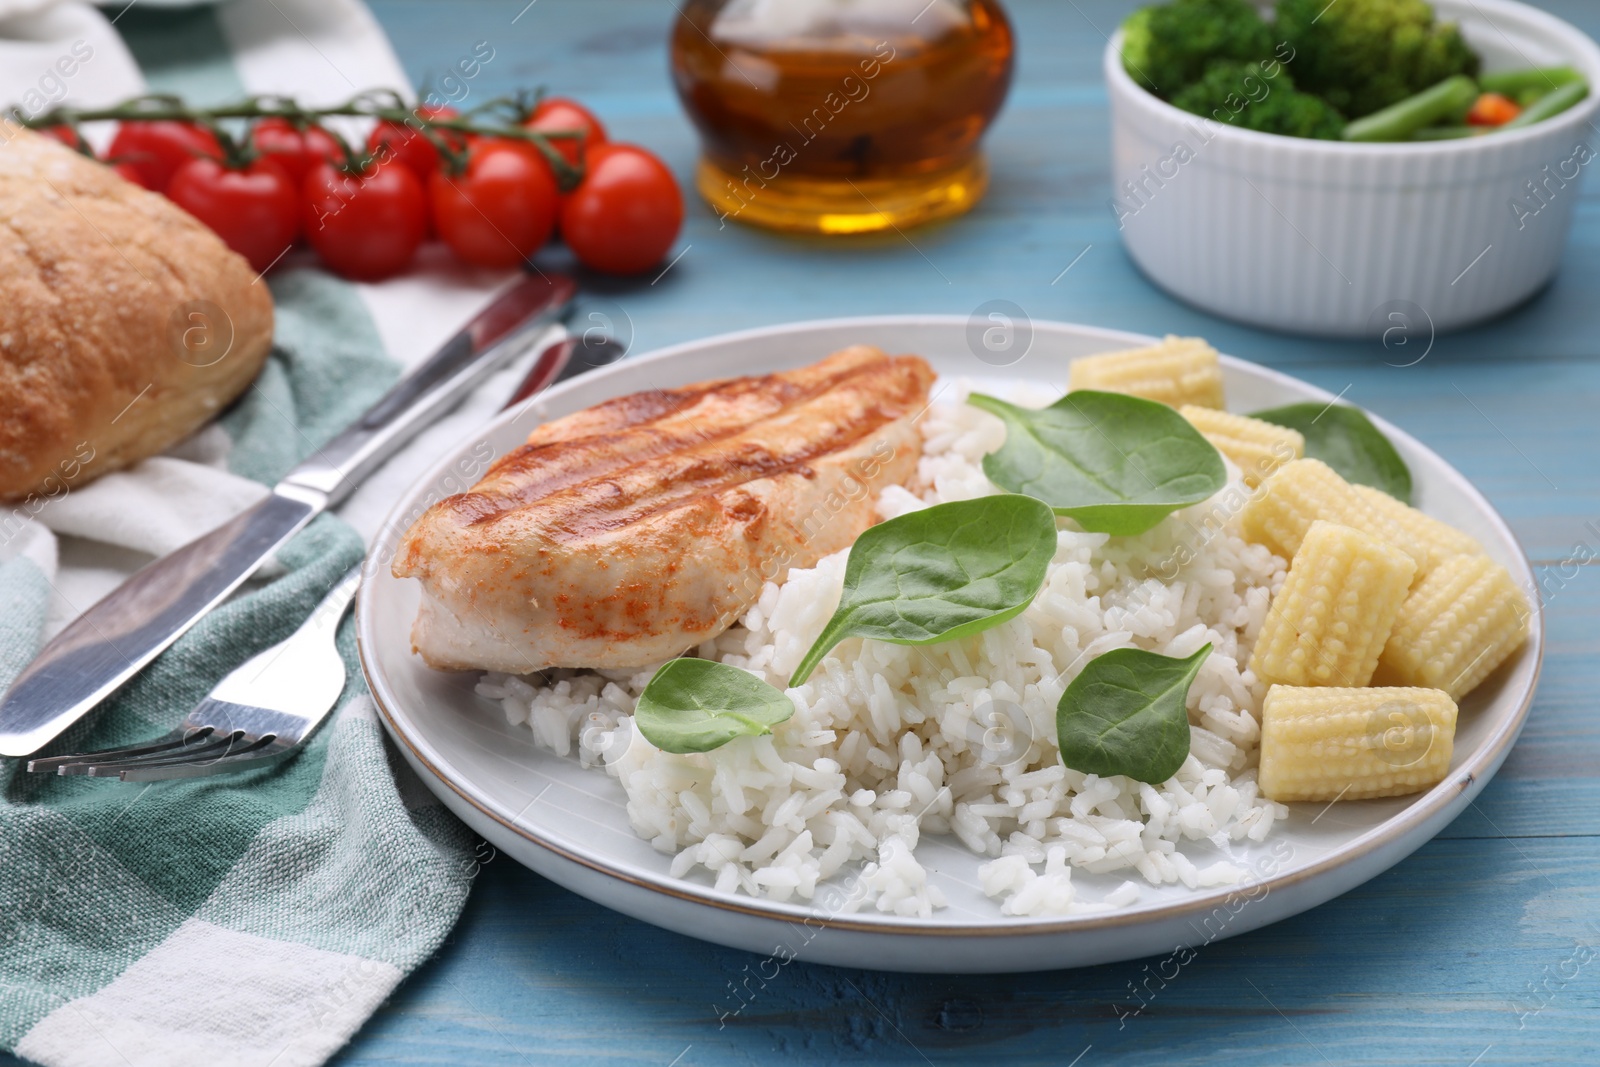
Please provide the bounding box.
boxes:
[107,121,222,192]
[559,144,682,275]
[301,159,427,281]
[252,117,343,185]
[524,97,606,169]
[167,156,300,273]
[429,140,559,269]
[367,104,465,182]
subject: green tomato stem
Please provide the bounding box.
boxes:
[1343,75,1480,142]
[10,91,586,185]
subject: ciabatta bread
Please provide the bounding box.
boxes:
[0,125,273,502]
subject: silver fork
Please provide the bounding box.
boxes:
[27,565,362,782]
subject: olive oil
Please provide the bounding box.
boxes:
[671,0,1014,234]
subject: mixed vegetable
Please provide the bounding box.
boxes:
[17,90,682,279]
[1123,0,1589,142]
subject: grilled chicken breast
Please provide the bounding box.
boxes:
[393,346,935,672]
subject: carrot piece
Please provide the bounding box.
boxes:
[1466,92,1523,126]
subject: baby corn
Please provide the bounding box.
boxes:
[1350,483,1485,575]
[1377,553,1532,699]
[1251,520,1416,688]
[1258,685,1457,802]
[1180,406,1304,488]
[1239,458,1427,575]
[1067,336,1225,409]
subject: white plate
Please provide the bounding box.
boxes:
[356,317,1543,973]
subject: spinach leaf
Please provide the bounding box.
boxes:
[1249,402,1412,504]
[634,659,794,754]
[788,495,1058,687]
[1055,644,1210,785]
[968,390,1226,536]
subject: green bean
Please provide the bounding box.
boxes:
[1501,80,1589,129]
[1410,125,1490,141]
[1343,76,1480,142]
[1478,66,1583,98]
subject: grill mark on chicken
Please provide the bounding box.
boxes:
[538,409,903,539]
[482,352,891,496]
[516,353,871,448]
[449,352,922,532]
[518,374,808,446]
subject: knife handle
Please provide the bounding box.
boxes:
[280,273,576,504]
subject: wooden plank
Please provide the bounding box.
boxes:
[1495,565,1600,787]
[335,834,1599,1066]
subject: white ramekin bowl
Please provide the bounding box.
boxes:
[1105,0,1600,337]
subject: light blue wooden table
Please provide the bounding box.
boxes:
[324,1,1600,1061]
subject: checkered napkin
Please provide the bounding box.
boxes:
[0,272,479,1067]
[0,2,531,1063]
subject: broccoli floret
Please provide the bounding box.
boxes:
[1122,0,1274,97]
[1171,60,1347,139]
[1277,0,1480,118]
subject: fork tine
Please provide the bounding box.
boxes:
[116,740,296,782]
[81,732,251,777]
[29,563,360,784]
[83,733,279,779]
[28,728,210,775]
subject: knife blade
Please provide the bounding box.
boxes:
[0,272,575,757]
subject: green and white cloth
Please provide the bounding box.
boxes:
[0,2,539,1063]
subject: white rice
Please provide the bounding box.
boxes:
[477,380,1291,918]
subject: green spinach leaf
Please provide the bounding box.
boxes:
[968,390,1226,535]
[788,495,1058,687]
[1249,402,1412,504]
[635,659,794,754]
[1056,644,1210,784]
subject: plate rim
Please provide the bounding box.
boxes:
[357,313,1545,938]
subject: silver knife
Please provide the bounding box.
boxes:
[0,272,575,757]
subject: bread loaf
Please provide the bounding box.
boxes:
[0,125,273,503]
